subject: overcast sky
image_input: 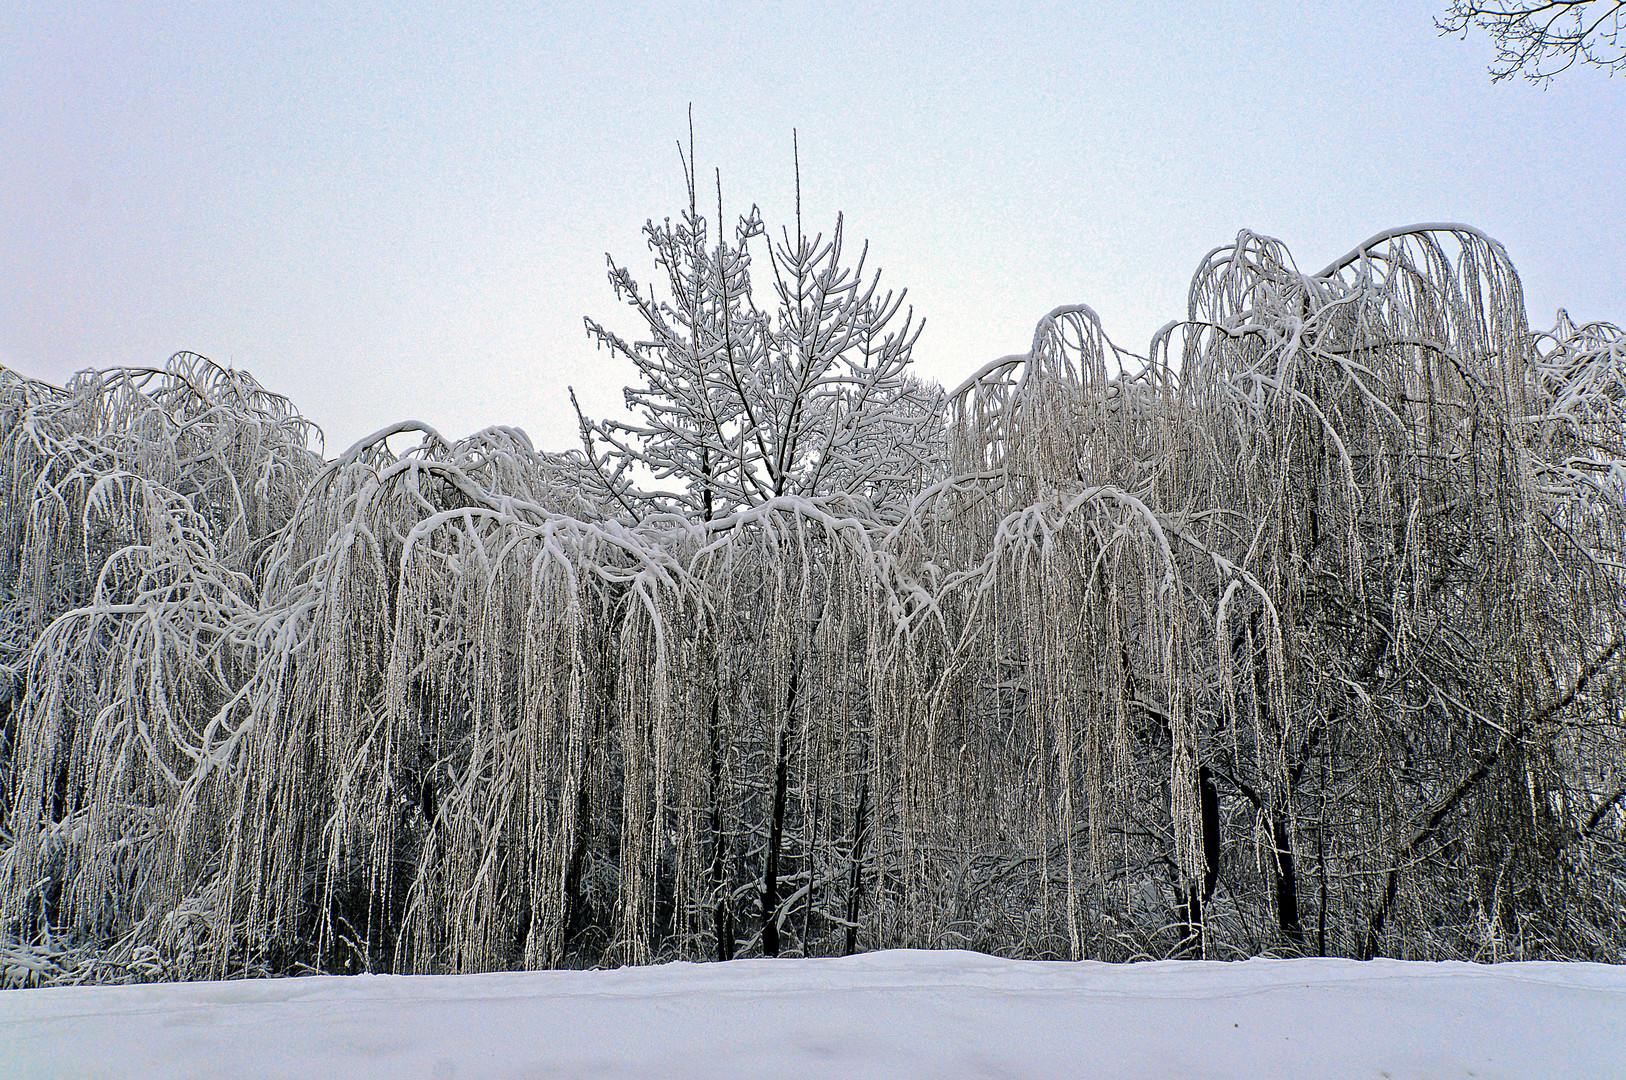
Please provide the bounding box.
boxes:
[4,1,1622,454]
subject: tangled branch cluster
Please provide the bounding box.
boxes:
[1441,1,1626,82]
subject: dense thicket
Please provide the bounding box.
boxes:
[3,214,1623,986]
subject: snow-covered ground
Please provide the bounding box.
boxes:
[3,949,1623,1079]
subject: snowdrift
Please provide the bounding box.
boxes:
[4,949,1623,1079]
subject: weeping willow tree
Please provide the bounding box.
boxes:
[2,210,1622,987]
[0,357,319,984]
[1156,228,1546,958]
[866,223,1626,963]
[1171,226,1626,961]
[873,303,1198,960]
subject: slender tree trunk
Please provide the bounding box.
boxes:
[1200,765,1221,902]
[761,591,827,959]
[761,663,799,957]
[1175,766,1224,960]
[1317,759,1330,957]
[707,688,734,961]
[1179,885,1203,958]
[699,465,735,962]
[844,767,870,956]
[1272,815,1304,943]
[562,781,593,949]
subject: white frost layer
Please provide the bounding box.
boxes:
[3,949,1623,1079]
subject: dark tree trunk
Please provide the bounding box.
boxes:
[1177,884,1203,958]
[562,782,593,946]
[761,663,799,957]
[707,689,734,962]
[1272,815,1305,943]
[844,768,870,956]
[1200,765,1221,902]
[1171,767,1226,959]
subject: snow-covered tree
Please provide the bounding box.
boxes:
[2,211,1621,986]
[579,138,938,523]
[0,357,318,983]
[579,142,943,958]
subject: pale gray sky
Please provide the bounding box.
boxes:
[4,1,1622,454]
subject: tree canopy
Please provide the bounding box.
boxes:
[2,189,1624,986]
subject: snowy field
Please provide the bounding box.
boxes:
[3,950,1624,1079]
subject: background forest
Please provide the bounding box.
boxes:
[3,172,1625,985]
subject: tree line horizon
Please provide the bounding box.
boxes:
[2,167,1624,984]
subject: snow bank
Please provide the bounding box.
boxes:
[3,949,1622,1079]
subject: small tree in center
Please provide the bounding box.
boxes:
[580,137,936,524]
[578,136,941,960]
